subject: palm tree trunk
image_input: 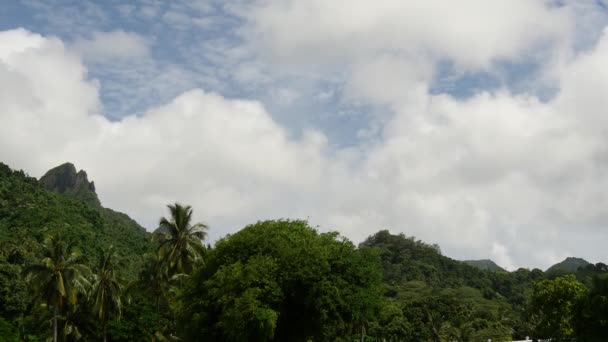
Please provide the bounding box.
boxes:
[103,323,107,342]
[156,295,160,327]
[53,306,58,342]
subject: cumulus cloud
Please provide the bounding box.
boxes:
[71,30,150,62]
[241,0,571,70]
[3,4,608,271]
[0,28,331,239]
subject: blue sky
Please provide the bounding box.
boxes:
[2,0,608,269]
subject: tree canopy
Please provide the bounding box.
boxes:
[1,161,608,341]
[177,220,383,341]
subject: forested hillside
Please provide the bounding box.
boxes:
[463,259,506,272]
[1,161,608,341]
[546,257,591,274]
[0,163,152,279]
[0,162,155,340]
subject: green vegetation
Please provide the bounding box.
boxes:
[91,246,123,342]
[25,235,91,342]
[529,275,588,340]
[463,259,506,272]
[177,220,382,341]
[546,257,591,274]
[154,203,208,277]
[1,161,607,341]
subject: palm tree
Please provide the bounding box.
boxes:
[91,246,123,342]
[138,253,172,337]
[1,235,37,264]
[155,203,208,276]
[25,235,90,342]
[142,253,169,318]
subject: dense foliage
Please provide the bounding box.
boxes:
[463,259,506,272]
[546,257,591,275]
[0,163,153,340]
[1,161,608,341]
[177,220,382,341]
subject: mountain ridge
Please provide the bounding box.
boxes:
[463,259,506,272]
[546,257,590,274]
[4,161,603,275]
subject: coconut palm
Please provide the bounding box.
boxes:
[155,203,207,276]
[91,246,123,342]
[25,235,90,342]
[1,236,37,264]
[138,253,172,337]
[143,253,169,320]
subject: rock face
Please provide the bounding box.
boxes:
[39,162,101,207]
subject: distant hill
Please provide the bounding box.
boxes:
[547,257,590,273]
[359,230,506,293]
[463,259,506,272]
[358,231,553,311]
[0,161,153,279]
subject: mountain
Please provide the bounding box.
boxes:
[546,257,590,273]
[39,162,101,207]
[0,161,153,279]
[463,259,506,272]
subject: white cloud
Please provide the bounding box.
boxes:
[4,12,608,272]
[0,27,329,238]
[161,4,221,30]
[242,0,571,70]
[345,54,433,107]
[116,4,136,17]
[162,11,193,29]
[71,30,150,63]
[491,242,515,271]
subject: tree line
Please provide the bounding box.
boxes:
[1,162,608,341]
[4,212,608,341]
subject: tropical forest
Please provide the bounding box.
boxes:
[0,161,606,341]
[6,0,608,340]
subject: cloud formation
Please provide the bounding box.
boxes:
[71,30,150,63]
[242,0,570,69]
[3,1,608,271]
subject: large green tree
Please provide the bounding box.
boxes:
[0,256,27,340]
[155,203,207,276]
[529,275,588,340]
[575,275,608,341]
[91,246,123,342]
[177,220,383,341]
[136,253,176,340]
[25,235,91,342]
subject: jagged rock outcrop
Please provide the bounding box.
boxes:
[39,162,101,207]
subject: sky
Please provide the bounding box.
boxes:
[1,0,608,270]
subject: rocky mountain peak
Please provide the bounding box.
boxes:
[39,162,101,207]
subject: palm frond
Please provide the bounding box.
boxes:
[155,203,209,276]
